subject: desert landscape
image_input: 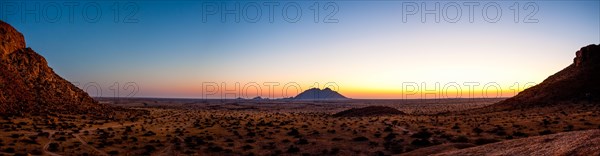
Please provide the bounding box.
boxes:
[1,25,599,155]
[2,92,600,155]
[1,1,599,155]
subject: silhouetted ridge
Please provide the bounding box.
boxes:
[492,44,600,109]
[294,88,348,100]
[0,20,111,116]
[333,106,405,117]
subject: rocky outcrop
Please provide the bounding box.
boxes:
[435,129,600,156]
[333,106,405,117]
[0,21,25,56]
[574,45,599,67]
[294,88,348,100]
[0,20,109,115]
[492,44,600,109]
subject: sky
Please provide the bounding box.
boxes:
[1,0,599,99]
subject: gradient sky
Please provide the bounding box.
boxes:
[2,0,599,99]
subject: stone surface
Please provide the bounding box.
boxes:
[436,129,600,156]
[0,21,26,56]
[0,20,109,115]
[492,44,600,109]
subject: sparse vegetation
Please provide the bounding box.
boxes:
[0,98,598,155]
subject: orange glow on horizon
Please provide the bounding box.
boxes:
[127,81,535,99]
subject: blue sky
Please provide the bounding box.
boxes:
[2,0,599,98]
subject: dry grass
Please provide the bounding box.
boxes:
[0,98,598,155]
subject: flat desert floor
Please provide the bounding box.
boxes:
[1,98,599,156]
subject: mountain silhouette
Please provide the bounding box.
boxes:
[294,88,348,100]
[492,44,600,109]
[0,20,110,115]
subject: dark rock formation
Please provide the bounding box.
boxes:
[0,21,25,56]
[294,88,348,100]
[492,44,600,109]
[333,106,405,117]
[437,129,600,155]
[0,20,110,115]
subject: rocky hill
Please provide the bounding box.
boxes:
[333,106,405,117]
[294,88,348,100]
[0,20,110,115]
[492,44,600,109]
[435,129,600,155]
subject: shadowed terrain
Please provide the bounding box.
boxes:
[492,44,600,110]
[332,106,406,117]
[436,129,600,155]
[0,21,109,116]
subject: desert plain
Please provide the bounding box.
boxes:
[1,98,600,156]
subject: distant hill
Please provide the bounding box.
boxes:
[294,88,348,100]
[0,20,111,116]
[491,44,600,109]
[333,106,405,117]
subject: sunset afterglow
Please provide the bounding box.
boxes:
[4,1,598,99]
